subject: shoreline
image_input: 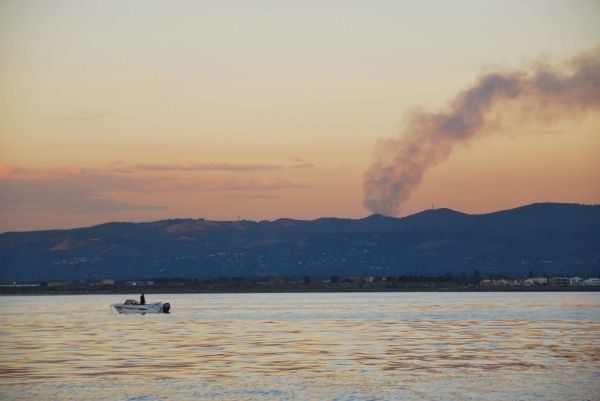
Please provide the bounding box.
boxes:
[1,283,599,296]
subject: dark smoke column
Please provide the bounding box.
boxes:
[362,48,600,216]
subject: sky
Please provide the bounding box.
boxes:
[1,0,599,232]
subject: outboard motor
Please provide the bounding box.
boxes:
[162,303,170,313]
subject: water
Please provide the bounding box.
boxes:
[0,293,598,400]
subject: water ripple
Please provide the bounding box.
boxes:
[0,293,598,400]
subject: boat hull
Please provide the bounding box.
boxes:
[111,302,170,314]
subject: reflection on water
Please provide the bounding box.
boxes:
[0,293,598,400]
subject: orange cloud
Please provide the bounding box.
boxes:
[0,161,308,222]
[288,156,303,162]
[0,164,84,180]
[107,160,136,174]
[0,161,308,204]
[0,179,164,214]
[132,161,283,172]
[143,175,307,191]
[290,163,315,168]
[0,164,16,179]
[222,194,281,198]
[0,161,308,217]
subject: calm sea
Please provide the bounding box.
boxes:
[0,293,598,400]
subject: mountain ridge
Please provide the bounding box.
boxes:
[1,203,598,283]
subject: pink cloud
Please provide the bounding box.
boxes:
[288,156,303,162]
[0,161,310,227]
[0,164,84,180]
[0,161,308,221]
[0,164,16,179]
[290,163,315,168]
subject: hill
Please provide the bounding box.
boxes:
[1,203,599,283]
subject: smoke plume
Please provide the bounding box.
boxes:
[362,48,600,216]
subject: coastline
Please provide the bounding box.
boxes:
[1,283,598,296]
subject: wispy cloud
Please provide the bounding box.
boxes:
[0,160,308,217]
[0,164,84,180]
[121,160,314,172]
[144,175,306,191]
[288,156,303,162]
[0,164,16,179]
[107,160,136,174]
[222,194,282,199]
[132,161,283,172]
[0,180,165,214]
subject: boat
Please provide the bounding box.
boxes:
[111,299,170,314]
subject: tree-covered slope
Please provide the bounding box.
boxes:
[1,203,598,282]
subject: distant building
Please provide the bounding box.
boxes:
[48,281,73,286]
[548,277,569,286]
[483,279,509,286]
[523,277,547,286]
[583,278,600,286]
[269,278,285,285]
[97,279,115,285]
[569,277,583,286]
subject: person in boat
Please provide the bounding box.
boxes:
[140,293,146,305]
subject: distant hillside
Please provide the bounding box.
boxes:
[1,203,599,283]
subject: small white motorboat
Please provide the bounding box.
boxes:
[111,299,171,314]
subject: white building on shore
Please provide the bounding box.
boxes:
[569,277,583,286]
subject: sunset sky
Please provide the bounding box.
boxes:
[1,0,599,232]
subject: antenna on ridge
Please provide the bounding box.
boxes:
[432,204,434,210]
